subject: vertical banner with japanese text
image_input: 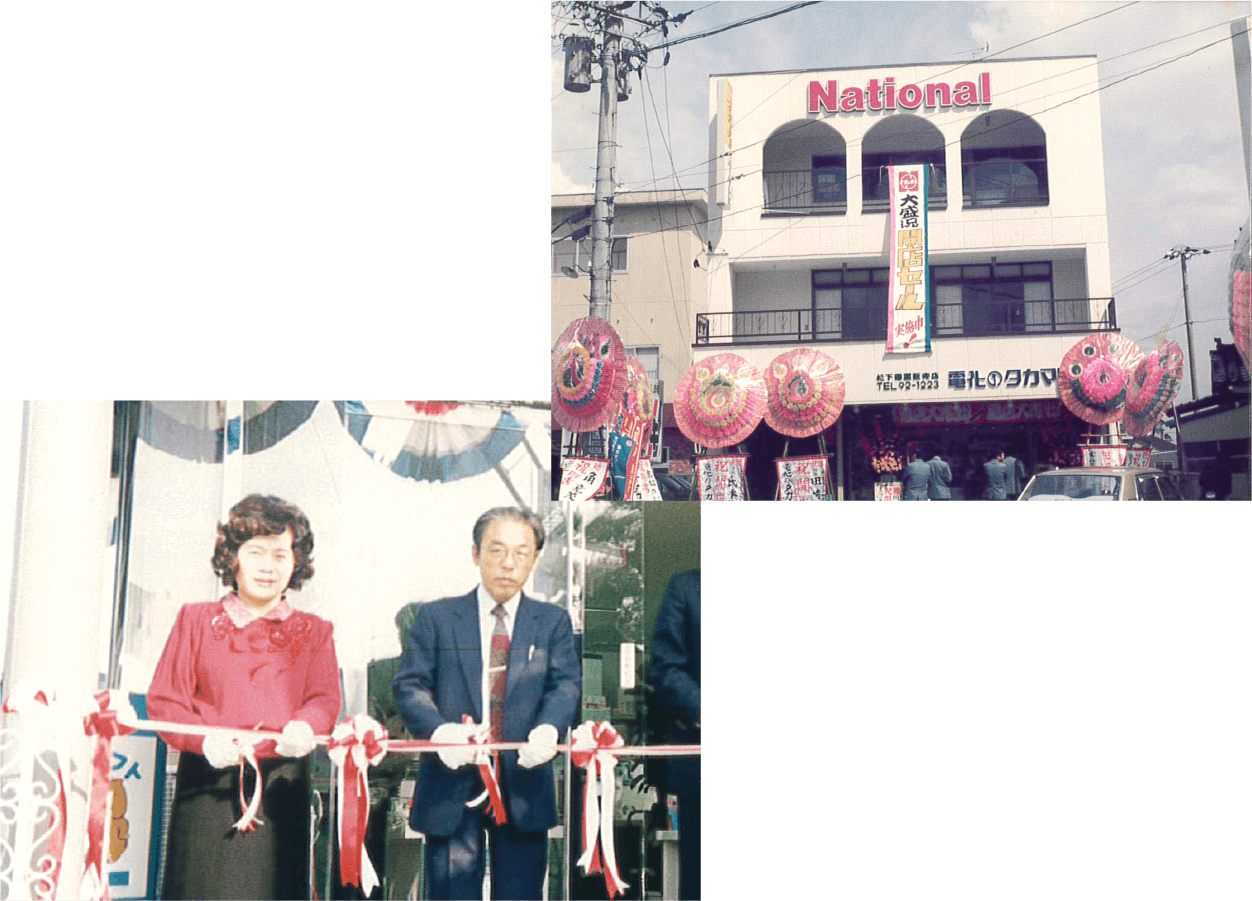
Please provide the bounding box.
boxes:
[775,456,831,500]
[696,455,748,500]
[559,457,610,500]
[887,164,930,354]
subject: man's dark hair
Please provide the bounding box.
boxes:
[472,507,545,553]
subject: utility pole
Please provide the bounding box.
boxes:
[1164,245,1211,402]
[588,16,622,321]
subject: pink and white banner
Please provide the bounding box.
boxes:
[627,459,663,500]
[887,164,930,354]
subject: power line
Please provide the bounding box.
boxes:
[647,2,821,51]
[605,12,1232,196]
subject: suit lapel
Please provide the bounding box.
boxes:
[506,595,540,702]
[451,591,483,722]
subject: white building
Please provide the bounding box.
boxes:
[699,56,1117,498]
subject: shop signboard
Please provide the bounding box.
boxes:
[776,456,830,501]
[104,732,165,899]
[696,455,748,500]
[887,164,930,355]
[895,400,1067,425]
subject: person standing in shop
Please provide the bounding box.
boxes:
[1003,449,1027,499]
[650,570,701,901]
[927,448,954,500]
[983,451,1009,500]
[393,507,580,901]
[903,450,932,500]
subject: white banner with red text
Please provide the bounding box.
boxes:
[887,163,930,354]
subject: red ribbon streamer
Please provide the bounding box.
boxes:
[463,714,507,825]
[572,722,629,898]
[82,691,135,900]
[328,719,388,892]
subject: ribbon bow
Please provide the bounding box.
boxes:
[572,721,628,898]
[327,715,389,895]
[82,691,137,901]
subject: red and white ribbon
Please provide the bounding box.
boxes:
[461,715,507,825]
[327,715,388,895]
[571,721,628,898]
[81,691,137,901]
[230,742,265,833]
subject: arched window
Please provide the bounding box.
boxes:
[960,111,1048,207]
[762,119,847,213]
[861,115,946,210]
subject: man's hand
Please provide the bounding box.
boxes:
[202,733,247,769]
[431,722,489,769]
[518,724,559,769]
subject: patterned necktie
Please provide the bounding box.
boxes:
[488,604,510,743]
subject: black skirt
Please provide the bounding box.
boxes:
[161,752,311,900]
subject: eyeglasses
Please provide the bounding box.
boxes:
[483,546,534,565]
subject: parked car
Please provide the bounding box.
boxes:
[656,472,694,501]
[1017,466,1181,501]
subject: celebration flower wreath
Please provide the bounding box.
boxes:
[1123,340,1183,438]
[860,418,904,474]
[551,317,627,432]
[763,348,846,438]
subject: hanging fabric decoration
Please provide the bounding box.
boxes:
[1123,339,1184,438]
[1057,333,1145,425]
[552,317,628,432]
[673,353,766,448]
[328,716,389,895]
[571,722,629,898]
[763,348,846,438]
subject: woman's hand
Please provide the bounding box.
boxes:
[202,733,248,768]
[276,719,316,757]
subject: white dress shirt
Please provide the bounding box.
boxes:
[476,583,520,732]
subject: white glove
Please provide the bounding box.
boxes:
[431,722,489,770]
[202,733,247,769]
[518,724,559,769]
[275,719,316,758]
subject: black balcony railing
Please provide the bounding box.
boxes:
[962,157,1049,207]
[762,169,847,213]
[694,297,1117,345]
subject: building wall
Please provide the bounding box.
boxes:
[706,56,1112,312]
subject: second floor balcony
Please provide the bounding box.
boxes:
[695,297,1117,346]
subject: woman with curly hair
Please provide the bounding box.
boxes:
[147,494,341,900]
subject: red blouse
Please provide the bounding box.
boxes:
[146,597,342,756]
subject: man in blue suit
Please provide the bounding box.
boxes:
[650,570,701,900]
[393,507,581,900]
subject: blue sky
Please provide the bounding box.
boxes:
[552,1,1251,405]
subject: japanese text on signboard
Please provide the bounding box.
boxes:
[697,455,747,501]
[776,456,830,501]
